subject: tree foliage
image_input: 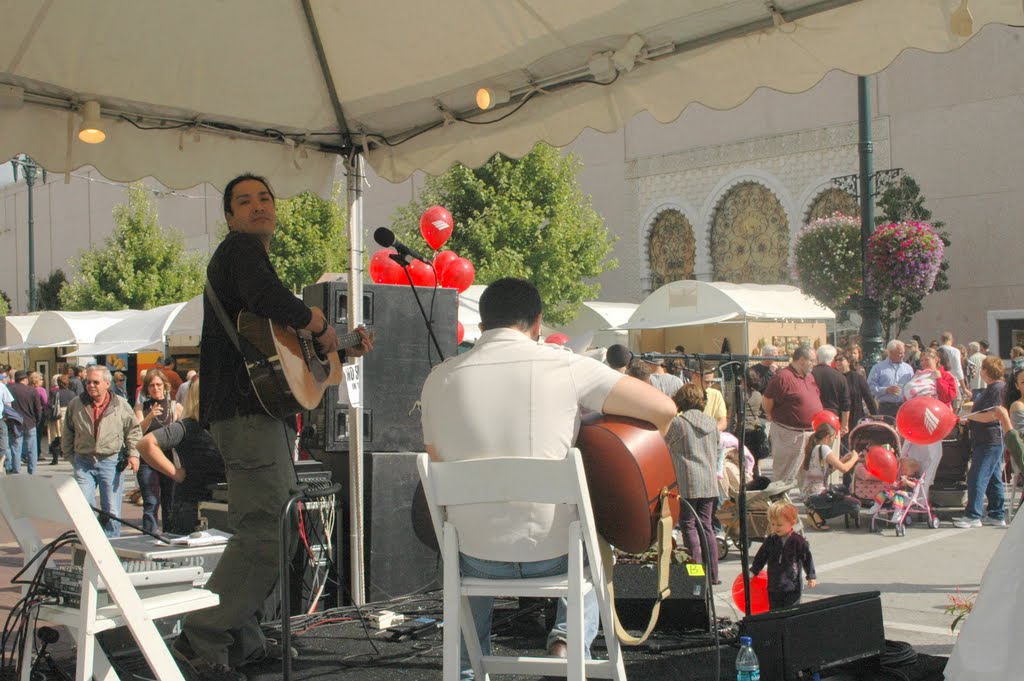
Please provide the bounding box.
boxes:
[35,269,67,311]
[60,184,205,310]
[0,290,10,316]
[389,143,617,325]
[873,176,951,338]
[268,188,348,293]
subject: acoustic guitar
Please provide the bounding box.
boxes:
[575,414,680,554]
[237,307,366,419]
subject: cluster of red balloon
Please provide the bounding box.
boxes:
[368,206,476,344]
[861,397,958,485]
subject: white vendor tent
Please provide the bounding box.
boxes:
[64,302,187,358]
[7,310,134,350]
[555,302,638,349]
[165,294,204,346]
[623,280,834,355]
[0,314,41,350]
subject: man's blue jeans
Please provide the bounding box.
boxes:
[6,427,38,474]
[72,456,124,537]
[964,443,1005,521]
[458,553,599,680]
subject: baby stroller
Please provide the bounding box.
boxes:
[844,417,904,528]
[868,448,937,532]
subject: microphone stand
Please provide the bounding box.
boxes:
[641,351,754,616]
[91,505,175,544]
[392,254,446,361]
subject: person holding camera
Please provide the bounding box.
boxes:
[62,365,142,538]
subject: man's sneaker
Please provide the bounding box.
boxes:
[982,516,1007,527]
[953,516,982,528]
[171,636,248,681]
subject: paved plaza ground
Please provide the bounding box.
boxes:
[0,456,1011,665]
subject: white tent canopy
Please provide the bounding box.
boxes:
[165,294,204,339]
[64,302,186,358]
[622,281,834,330]
[1,314,41,350]
[555,301,637,348]
[8,310,134,350]
[3,1,1021,192]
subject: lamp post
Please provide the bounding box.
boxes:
[831,76,902,373]
[10,155,46,312]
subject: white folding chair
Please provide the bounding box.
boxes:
[0,474,219,681]
[417,450,626,681]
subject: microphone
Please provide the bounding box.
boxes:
[373,227,431,265]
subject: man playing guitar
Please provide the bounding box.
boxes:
[173,173,372,681]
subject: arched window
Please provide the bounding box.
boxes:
[710,182,790,284]
[646,209,696,289]
[807,187,859,222]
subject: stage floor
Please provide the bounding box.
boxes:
[50,597,948,681]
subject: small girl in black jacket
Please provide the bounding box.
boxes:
[751,501,817,610]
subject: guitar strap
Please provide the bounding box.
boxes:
[204,280,269,368]
[599,488,674,646]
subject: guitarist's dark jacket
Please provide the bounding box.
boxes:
[200,231,312,425]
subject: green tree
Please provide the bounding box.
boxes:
[60,184,205,310]
[35,269,67,310]
[873,176,951,338]
[268,188,348,293]
[0,290,10,316]
[390,143,617,325]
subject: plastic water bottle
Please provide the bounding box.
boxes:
[736,635,761,681]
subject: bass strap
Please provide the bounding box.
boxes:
[204,280,269,369]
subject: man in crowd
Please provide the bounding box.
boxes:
[62,365,141,536]
[605,344,632,373]
[811,345,850,434]
[0,379,12,471]
[7,370,44,475]
[868,340,915,418]
[422,277,675,676]
[176,370,198,404]
[965,341,986,402]
[905,339,922,370]
[938,331,967,398]
[748,345,779,394]
[647,357,685,397]
[173,173,371,681]
[68,365,85,396]
[762,346,823,485]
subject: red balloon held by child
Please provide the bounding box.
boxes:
[811,410,840,433]
[895,397,957,445]
[419,205,454,251]
[864,446,898,484]
[732,572,770,615]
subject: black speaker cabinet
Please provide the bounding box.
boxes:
[611,562,709,632]
[739,591,885,680]
[302,281,459,454]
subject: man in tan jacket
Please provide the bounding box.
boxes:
[62,365,142,537]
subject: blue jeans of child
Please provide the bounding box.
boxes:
[964,442,1005,521]
[458,553,599,680]
[72,456,124,537]
[6,427,37,474]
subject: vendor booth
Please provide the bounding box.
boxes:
[554,302,638,349]
[622,281,835,356]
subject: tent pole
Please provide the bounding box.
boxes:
[346,153,366,605]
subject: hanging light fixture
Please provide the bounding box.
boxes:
[78,100,106,143]
[475,86,510,111]
[950,0,974,37]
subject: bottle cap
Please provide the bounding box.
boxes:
[740,635,752,645]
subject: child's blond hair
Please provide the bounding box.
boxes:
[899,457,922,477]
[768,500,799,526]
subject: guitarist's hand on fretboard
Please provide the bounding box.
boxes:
[344,327,375,358]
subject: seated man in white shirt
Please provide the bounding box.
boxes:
[421,278,675,677]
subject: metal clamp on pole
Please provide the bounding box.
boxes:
[279,482,343,681]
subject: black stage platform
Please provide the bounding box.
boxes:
[46,596,948,681]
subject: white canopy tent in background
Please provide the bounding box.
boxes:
[4,0,1021,605]
[2,310,134,351]
[0,314,40,350]
[554,302,637,349]
[64,302,186,358]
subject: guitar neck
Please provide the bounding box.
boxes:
[338,331,363,350]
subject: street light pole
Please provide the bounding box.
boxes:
[10,155,43,312]
[856,76,884,372]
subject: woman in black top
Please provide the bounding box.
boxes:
[136,377,226,535]
[835,351,876,447]
[133,369,183,533]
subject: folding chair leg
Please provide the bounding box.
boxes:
[567,525,585,681]
[443,529,464,681]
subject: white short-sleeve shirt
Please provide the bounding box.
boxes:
[421,327,624,561]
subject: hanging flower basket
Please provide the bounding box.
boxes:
[793,212,862,310]
[866,221,944,299]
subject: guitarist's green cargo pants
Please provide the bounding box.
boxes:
[180,413,299,668]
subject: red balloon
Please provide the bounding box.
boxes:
[419,205,454,251]
[433,250,460,279]
[896,397,958,445]
[811,410,841,433]
[456,321,465,344]
[408,259,437,287]
[865,446,899,484]
[439,257,475,293]
[732,573,770,615]
[369,248,404,284]
[545,333,570,346]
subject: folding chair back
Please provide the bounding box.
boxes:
[0,474,217,681]
[417,450,626,681]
